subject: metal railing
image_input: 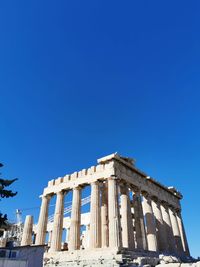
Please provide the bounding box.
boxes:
[48,195,91,223]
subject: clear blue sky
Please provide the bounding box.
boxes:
[0,0,200,257]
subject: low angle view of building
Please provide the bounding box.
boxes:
[6,153,194,267]
[0,1,200,266]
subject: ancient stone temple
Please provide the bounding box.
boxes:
[29,153,191,266]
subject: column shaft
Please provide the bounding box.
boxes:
[21,215,33,246]
[101,182,109,247]
[169,208,184,255]
[142,193,158,252]
[133,190,148,250]
[120,184,135,249]
[35,195,50,245]
[89,181,101,248]
[68,187,81,250]
[176,211,190,256]
[50,191,65,252]
[151,199,168,252]
[108,177,122,248]
[160,202,176,253]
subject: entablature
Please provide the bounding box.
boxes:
[42,153,182,210]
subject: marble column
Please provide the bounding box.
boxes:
[142,192,158,252]
[21,215,33,246]
[176,210,190,256]
[169,207,184,254]
[120,183,135,249]
[35,195,50,245]
[108,177,122,248]
[151,197,168,252]
[68,186,81,250]
[132,188,148,250]
[101,182,109,247]
[89,181,101,248]
[50,191,65,252]
[160,201,176,253]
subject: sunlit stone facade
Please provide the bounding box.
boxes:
[27,153,190,266]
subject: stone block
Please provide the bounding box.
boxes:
[96,165,104,172]
[87,166,96,175]
[71,172,78,180]
[48,180,55,187]
[181,264,193,267]
[81,169,87,176]
[159,255,181,264]
[55,177,63,185]
[63,175,70,182]
[156,264,181,267]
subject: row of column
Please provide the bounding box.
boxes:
[34,177,190,256]
[47,227,70,247]
[141,191,190,256]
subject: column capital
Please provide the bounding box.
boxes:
[72,185,82,190]
[40,194,52,200]
[99,180,106,188]
[168,204,176,212]
[160,200,169,209]
[108,175,120,181]
[176,208,182,214]
[119,180,126,186]
[91,180,101,186]
[130,184,140,193]
[141,190,151,198]
[119,181,129,194]
[170,206,182,214]
[56,190,65,196]
[151,196,162,205]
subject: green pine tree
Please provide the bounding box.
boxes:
[0,163,18,226]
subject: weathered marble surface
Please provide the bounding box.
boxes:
[22,153,194,267]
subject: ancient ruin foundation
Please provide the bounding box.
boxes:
[30,153,190,266]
